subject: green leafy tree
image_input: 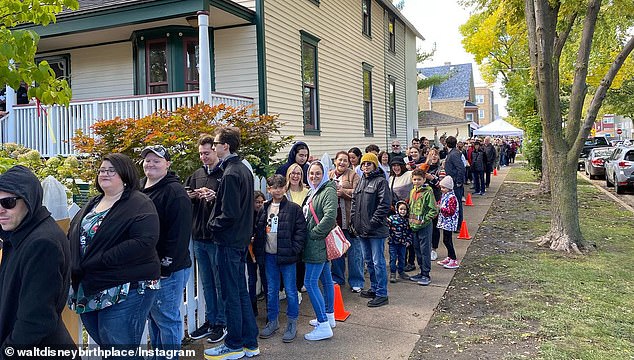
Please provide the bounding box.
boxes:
[0,0,78,105]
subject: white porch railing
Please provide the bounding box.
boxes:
[3,91,253,157]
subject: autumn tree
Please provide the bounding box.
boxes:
[0,0,78,105]
[524,0,634,252]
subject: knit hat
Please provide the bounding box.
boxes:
[395,200,409,214]
[389,156,405,166]
[439,175,454,190]
[360,153,379,169]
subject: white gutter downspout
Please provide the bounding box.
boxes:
[198,10,211,105]
[5,85,16,143]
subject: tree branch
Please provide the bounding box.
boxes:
[566,0,602,148]
[573,35,634,157]
[553,13,577,62]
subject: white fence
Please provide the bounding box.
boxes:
[3,91,254,157]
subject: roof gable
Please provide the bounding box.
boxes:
[418,63,473,100]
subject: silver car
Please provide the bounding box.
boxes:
[584,147,614,179]
[605,144,634,194]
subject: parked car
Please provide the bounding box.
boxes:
[604,145,634,194]
[584,147,614,179]
[579,136,611,170]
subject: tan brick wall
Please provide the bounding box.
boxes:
[475,87,495,125]
[430,100,465,119]
[418,88,431,111]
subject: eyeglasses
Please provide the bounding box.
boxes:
[361,162,374,167]
[391,144,400,148]
[0,197,20,210]
[97,168,117,176]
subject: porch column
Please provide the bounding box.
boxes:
[5,85,16,143]
[198,10,211,105]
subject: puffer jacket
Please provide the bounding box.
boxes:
[302,181,337,264]
[254,197,307,264]
[350,168,392,239]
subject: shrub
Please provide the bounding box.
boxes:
[72,103,293,181]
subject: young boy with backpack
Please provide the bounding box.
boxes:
[408,168,439,286]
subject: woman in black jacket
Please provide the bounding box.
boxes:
[68,153,160,356]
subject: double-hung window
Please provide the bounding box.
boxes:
[362,0,371,36]
[301,31,320,133]
[389,77,396,136]
[388,16,396,52]
[363,63,373,135]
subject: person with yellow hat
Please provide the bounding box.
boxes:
[350,153,392,307]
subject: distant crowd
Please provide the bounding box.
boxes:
[0,126,520,360]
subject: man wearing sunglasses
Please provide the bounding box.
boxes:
[0,165,75,357]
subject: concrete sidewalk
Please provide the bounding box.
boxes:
[193,166,510,359]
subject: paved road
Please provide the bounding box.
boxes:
[579,169,634,208]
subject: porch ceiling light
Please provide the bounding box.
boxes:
[186,15,198,27]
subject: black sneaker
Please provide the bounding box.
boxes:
[359,289,376,299]
[403,264,416,272]
[367,296,389,307]
[409,274,423,282]
[206,324,227,343]
[189,321,212,340]
[398,272,410,280]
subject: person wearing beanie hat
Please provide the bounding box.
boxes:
[439,175,454,190]
[436,175,460,270]
[350,153,392,307]
[386,201,413,283]
[0,166,76,358]
[360,153,380,171]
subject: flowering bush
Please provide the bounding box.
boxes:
[72,103,293,180]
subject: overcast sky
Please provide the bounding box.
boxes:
[400,0,509,117]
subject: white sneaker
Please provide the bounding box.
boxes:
[308,313,336,328]
[278,290,286,300]
[430,250,438,261]
[304,321,333,341]
[297,291,302,305]
[300,285,307,292]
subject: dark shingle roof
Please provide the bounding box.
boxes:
[417,63,473,100]
[59,0,159,17]
[418,111,471,127]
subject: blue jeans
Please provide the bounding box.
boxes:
[454,185,464,228]
[331,230,364,289]
[193,241,225,326]
[360,237,388,297]
[265,254,298,320]
[81,288,157,360]
[148,267,190,360]
[216,246,258,350]
[388,243,407,273]
[304,262,335,323]
[247,255,266,315]
[413,224,432,278]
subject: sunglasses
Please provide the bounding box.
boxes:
[0,197,20,210]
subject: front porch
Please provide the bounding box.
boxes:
[0,91,253,157]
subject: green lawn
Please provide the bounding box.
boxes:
[483,185,633,359]
[505,165,540,182]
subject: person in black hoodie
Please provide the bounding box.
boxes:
[184,135,227,343]
[275,141,310,185]
[204,127,259,359]
[0,165,75,359]
[68,153,160,358]
[471,141,487,195]
[140,145,192,359]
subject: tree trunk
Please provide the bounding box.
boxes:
[537,149,583,254]
[539,139,550,193]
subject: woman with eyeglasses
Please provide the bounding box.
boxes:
[68,153,160,357]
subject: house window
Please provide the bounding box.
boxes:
[147,39,168,94]
[466,113,474,122]
[184,39,199,91]
[389,77,396,136]
[362,0,371,37]
[301,31,320,133]
[476,94,484,104]
[363,63,373,135]
[388,16,396,53]
[479,109,485,119]
[36,55,71,87]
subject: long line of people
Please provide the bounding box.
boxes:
[0,127,519,360]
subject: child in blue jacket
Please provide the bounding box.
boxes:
[387,201,413,283]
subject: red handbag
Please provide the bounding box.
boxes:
[309,202,351,260]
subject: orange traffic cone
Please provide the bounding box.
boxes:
[333,284,351,321]
[465,193,474,206]
[457,220,472,240]
[493,168,498,176]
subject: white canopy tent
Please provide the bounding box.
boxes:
[473,119,524,137]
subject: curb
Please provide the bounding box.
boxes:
[579,173,634,214]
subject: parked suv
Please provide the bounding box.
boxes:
[604,143,634,194]
[579,136,611,170]
[584,147,614,179]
